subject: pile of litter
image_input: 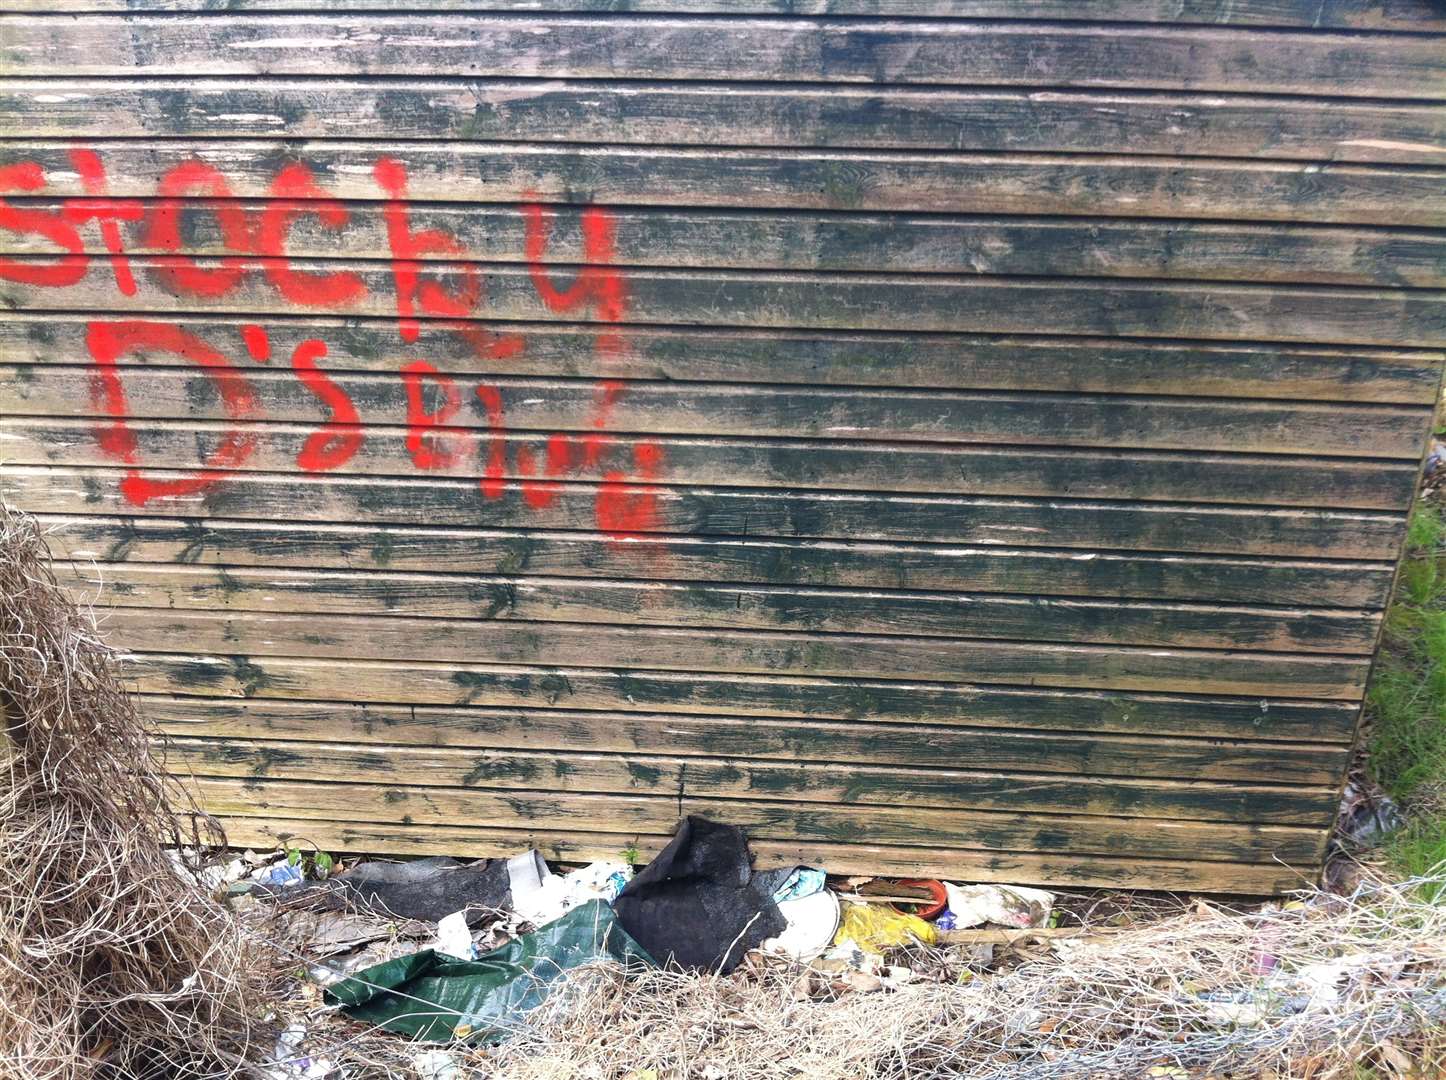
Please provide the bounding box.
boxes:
[0,502,278,1080]
[230,824,1446,1080]
[495,869,1446,1080]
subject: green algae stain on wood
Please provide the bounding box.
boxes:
[3,5,1442,891]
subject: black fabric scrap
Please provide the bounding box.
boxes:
[255,856,511,924]
[611,816,786,973]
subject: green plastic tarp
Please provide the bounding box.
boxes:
[323,900,655,1043]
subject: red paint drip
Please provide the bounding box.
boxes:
[65,149,142,296]
[400,360,464,470]
[580,378,625,469]
[375,158,482,343]
[474,384,507,499]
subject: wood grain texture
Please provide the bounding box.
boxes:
[38,515,1399,607]
[54,562,1383,653]
[4,467,1409,557]
[9,367,1431,457]
[6,16,1441,98]
[203,814,1310,894]
[165,769,1326,863]
[9,315,1440,403]
[10,141,1444,227]
[168,738,1339,818]
[142,694,1357,764]
[156,720,1334,826]
[15,199,1446,287]
[6,260,1444,347]
[7,1,1444,32]
[125,653,1362,744]
[3,420,1420,509]
[100,607,1373,697]
[6,80,1443,163]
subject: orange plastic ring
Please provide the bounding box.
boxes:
[891,878,948,920]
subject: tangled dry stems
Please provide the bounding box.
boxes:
[0,502,275,1080]
[273,868,1446,1080]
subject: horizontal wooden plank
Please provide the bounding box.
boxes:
[59,563,1381,653]
[5,467,1407,556]
[205,814,1308,894]
[175,745,1333,837]
[3,420,1418,510]
[129,655,1363,744]
[6,80,1443,164]
[10,367,1429,458]
[101,608,1373,696]
[9,142,1443,227]
[7,16,1443,98]
[8,2,1442,33]
[15,199,1446,288]
[9,260,1442,348]
[170,771,1324,863]
[40,516,1397,607]
[8,315,1440,404]
[146,696,1349,787]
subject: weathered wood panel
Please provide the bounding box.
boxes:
[6,1,1443,33]
[39,516,1399,607]
[8,315,1441,403]
[7,81,1444,163]
[125,655,1362,744]
[14,199,1446,287]
[5,467,1410,557]
[5,16,1441,98]
[7,261,1444,347]
[167,737,1342,813]
[3,8,1440,889]
[54,563,1384,653]
[98,608,1373,698]
[10,141,1444,227]
[10,367,1431,457]
[143,695,1357,761]
[3,422,1420,508]
[163,767,1327,863]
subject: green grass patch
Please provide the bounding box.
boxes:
[1366,504,1446,890]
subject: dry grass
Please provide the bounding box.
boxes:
[267,867,1446,1080]
[494,874,1446,1080]
[0,501,276,1080]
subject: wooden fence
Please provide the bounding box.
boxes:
[2,1,1444,892]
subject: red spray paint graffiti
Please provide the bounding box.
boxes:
[86,321,262,506]
[258,163,367,308]
[6,149,664,538]
[67,149,142,297]
[374,157,482,343]
[400,360,466,471]
[288,336,365,473]
[143,160,254,297]
[0,161,88,287]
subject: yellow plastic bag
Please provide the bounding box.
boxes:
[833,901,937,952]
